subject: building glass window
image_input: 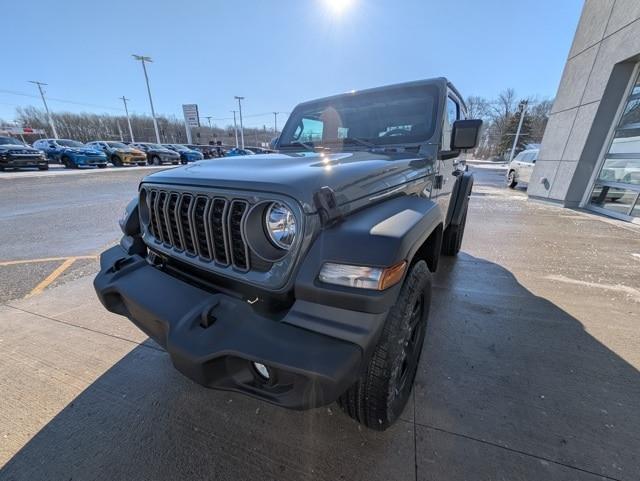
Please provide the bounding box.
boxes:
[589,71,640,220]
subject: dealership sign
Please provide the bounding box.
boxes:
[182,104,200,128]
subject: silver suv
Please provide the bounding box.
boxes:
[507,148,538,188]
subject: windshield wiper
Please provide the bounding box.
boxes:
[278,140,315,151]
[320,137,377,149]
[341,137,376,148]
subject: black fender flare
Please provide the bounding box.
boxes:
[294,194,443,315]
[446,172,474,227]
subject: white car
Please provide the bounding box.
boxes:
[507,148,538,188]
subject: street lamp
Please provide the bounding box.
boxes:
[235,96,245,149]
[132,54,161,144]
[28,81,58,139]
[231,110,239,148]
[120,96,135,142]
[508,100,529,162]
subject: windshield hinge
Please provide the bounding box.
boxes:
[313,186,342,226]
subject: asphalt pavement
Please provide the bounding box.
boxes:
[0,166,166,302]
[1,165,639,480]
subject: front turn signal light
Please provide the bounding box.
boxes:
[318,261,407,291]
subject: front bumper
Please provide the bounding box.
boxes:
[94,245,373,409]
[72,154,108,165]
[1,155,48,168]
[122,154,147,165]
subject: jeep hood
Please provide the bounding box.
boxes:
[142,151,436,213]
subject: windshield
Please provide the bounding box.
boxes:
[144,143,163,149]
[57,139,85,147]
[106,142,128,148]
[279,84,439,148]
[0,136,25,146]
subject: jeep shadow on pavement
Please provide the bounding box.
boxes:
[94,78,483,430]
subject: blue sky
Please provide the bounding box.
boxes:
[2,0,583,128]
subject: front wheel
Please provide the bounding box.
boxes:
[338,260,431,431]
[507,170,517,188]
[111,155,123,167]
[61,156,75,169]
[151,156,162,166]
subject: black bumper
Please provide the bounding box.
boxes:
[94,245,382,409]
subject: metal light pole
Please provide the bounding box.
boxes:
[273,112,280,136]
[231,110,239,148]
[28,81,58,139]
[235,96,245,149]
[120,96,135,142]
[509,100,529,162]
[205,116,213,129]
[132,54,161,144]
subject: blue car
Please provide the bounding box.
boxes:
[163,144,205,164]
[225,148,256,157]
[33,138,108,168]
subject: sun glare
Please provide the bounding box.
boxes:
[323,0,354,16]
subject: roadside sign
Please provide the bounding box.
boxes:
[182,104,200,128]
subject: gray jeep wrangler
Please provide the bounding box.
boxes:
[94,78,482,430]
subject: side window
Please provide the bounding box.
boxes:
[443,95,460,149]
[447,96,459,128]
[514,152,525,162]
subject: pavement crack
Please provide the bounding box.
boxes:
[413,421,623,481]
[3,304,164,353]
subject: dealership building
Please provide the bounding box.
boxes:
[528,0,640,223]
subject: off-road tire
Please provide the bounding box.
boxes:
[507,170,517,188]
[337,260,431,431]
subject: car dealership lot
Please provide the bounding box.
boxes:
[1,166,639,480]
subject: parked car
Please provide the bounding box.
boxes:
[0,136,49,171]
[186,144,221,159]
[129,142,180,165]
[225,148,256,157]
[33,138,108,168]
[162,144,205,164]
[94,77,482,431]
[246,147,275,154]
[507,148,538,188]
[86,141,147,166]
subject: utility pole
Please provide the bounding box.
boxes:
[231,110,239,148]
[273,112,280,136]
[132,54,161,144]
[116,121,124,141]
[28,81,58,139]
[235,96,245,149]
[120,96,135,142]
[509,100,528,162]
[204,116,213,129]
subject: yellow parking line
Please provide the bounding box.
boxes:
[0,255,97,267]
[26,258,77,298]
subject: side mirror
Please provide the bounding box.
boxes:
[451,119,483,150]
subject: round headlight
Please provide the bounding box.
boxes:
[264,202,297,250]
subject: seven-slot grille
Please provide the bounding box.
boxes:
[144,188,250,271]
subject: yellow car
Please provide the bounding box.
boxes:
[87,141,148,166]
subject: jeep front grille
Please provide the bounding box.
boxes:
[144,188,250,271]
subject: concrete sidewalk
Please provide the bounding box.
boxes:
[1,172,639,481]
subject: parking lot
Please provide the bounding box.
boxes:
[1,165,639,481]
